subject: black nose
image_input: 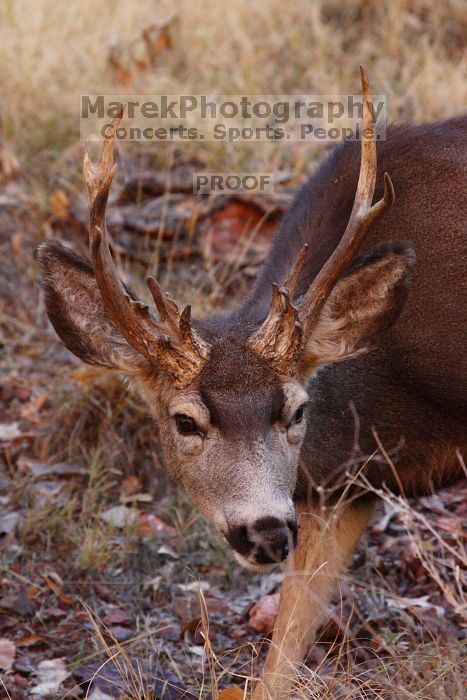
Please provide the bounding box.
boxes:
[227,516,298,564]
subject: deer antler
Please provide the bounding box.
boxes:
[248,66,395,374]
[83,116,210,386]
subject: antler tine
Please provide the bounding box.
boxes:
[248,284,303,374]
[246,68,393,375]
[146,276,210,361]
[83,114,163,361]
[299,66,394,335]
[284,244,309,297]
[83,116,211,384]
[146,276,180,331]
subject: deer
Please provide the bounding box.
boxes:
[38,68,465,699]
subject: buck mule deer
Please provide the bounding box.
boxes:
[38,68,466,699]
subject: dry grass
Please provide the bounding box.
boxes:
[77,539,466,699]
[1,0,466,180]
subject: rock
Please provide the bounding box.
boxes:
[100,505,138,528]
[247,593,280,634]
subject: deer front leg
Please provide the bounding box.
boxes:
[251,499,374,700]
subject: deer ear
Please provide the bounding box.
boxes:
[38,241,144,373]
[300,242,415,373]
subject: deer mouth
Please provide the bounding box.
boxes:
[233,551,279,572]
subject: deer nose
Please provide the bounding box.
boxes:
[227,516,298,564]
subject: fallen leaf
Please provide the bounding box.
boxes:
[88,689,115,700]
[50,189,69,220]
[107,626,134,643]
[42,607,68,621]
[0,422,22,441]
[102,608,130,626]
[181,617,202,635]
[12,652,36,675]
[0,511,19,535]
[120,492,153,504]
[142,16,176,65]
[31,658,69,695]
[16,634,47,648]
[137,513,179,542]
[0,382,30,403]
[30,659,70,695]
[178,581,210,593]
[0,638,16,671]
[18,457,86,479]
[107,15,176,85]
[387,595,445,617]
[218,688,245,700]
[20,393,48,422]
[120,475,141,495]
[26,585,41,600]
[100,505,138,528]
[157,544,178,558]
[58,592,74,606]
[194,623,217,644]
[0,592,37,616]
[200,195,285,263]
[157,623,180,641]
[247,593,280,633]
[436,516,463,533]
[204,596,230,616]
[229,627,247,639]
[10,672,29,689]
[11,231,23,254]
[188,645,205,657]
[44,571,64,596]
[370,634,386,653]
[173,596,199,622]
[0,142,20,180]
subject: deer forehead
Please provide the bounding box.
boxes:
[167,381,307,434]
[167,336,307,426]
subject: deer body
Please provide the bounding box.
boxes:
[38,72,465,699]
[247,116,466,500]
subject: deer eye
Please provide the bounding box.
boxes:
[291,405,305,425]
[174,414,197,436]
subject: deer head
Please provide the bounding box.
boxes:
[38,69,413,569]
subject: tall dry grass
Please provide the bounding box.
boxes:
[0,0,466,176]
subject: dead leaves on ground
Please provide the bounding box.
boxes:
[1,151,465,698]
[1,471,465,697]
[73,657,197,699]
[108,15,177,85]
